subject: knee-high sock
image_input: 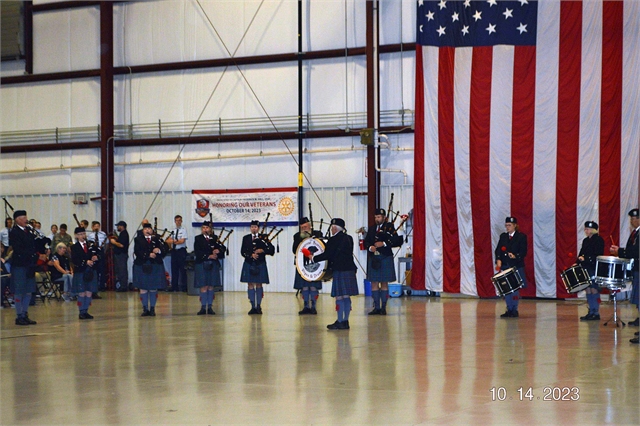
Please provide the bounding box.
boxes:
[256,287,263,307]
[248,288,256,307]
[512,290,520,311]
[310,288,318,307]
[381,290,389,307]
[22,293,31,314]
[83,296,92,311]
[587,293,600,313]
[140,292,149,309]
[149,291,158,308]
[207,289,214,306]
[77,297,84,313]
[14,295,24,316]
[343,297,352,321]
[504,293,514,311]
[200,292,206,307]
[372,290,380,309]
[302,288,310,307]
[336,299,345,322]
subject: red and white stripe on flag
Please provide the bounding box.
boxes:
[413,1,640,298]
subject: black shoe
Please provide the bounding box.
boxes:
[79,313,88,320]
[630,337,639,344]
[500,310,512,318]
[587,314,600,321]
[141,309,151,317]
[197,307,207,315]
[368,308,380,316]
[338,320,350,330]
[634,332,639,336]
[256,307,263,315]
[149,307,156,317]
[327,320,341,330]
[379,307,387,316]
[15,317,29,326]
[207,307,215,315]
[92,294,102,300]
[580,312,593,321]
[298,307,312,315]
[24,314,37,325]
[85,312,94,319]
[629,318,639,326]
[511,310,519,318]
[310,307,317,315]
[248,307,258,315]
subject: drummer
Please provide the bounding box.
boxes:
[575,221,605,321]
[494,216,528,318]
[293,217,323,315]
[610,208,639,339]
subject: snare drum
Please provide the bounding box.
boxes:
[560,265,592,293]
[295,237,332,282]
[595,256,631,288]
[492,267,524,297]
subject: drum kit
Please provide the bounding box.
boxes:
[491,254,634,327]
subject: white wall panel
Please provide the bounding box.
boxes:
[306,0,364,51]
[33,8,99,74]
[380,0,417,45]
[0,80,100,131]
[305,57,366,116]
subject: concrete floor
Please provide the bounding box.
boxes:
[1,291,638,425]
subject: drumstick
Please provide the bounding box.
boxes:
[609,235,615,246]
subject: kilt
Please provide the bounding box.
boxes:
[194,261,221,288]
[293,269,322,290]
[631,271,639,308]
[240,261,269,284]
[133,263,166,290]
[367,254,396,282]
[330,270,359,297]
[72,269,98,293]
[10,266,36,294]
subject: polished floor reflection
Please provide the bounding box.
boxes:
[1,292,638,425]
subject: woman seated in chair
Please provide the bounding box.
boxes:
[50,243,73,301]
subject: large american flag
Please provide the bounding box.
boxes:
[413,0,640,298]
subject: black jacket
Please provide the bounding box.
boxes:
[292,230,324,254]
[241,234,274,264]
[619,227,639,271]
[133,235,166,266]
[577,234,605,271]
[194,234,225,264]
[363,222,403,257]
[8,226,37,267]
[71,241,101,273]
[494,231,527,269]
[313,231,357,272]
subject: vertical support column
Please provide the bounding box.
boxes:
[23,1,33,74]
[297,0,304,221]
[366,0,380,221]
[100,1,114,232]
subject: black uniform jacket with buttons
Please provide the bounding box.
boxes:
[494,231,527,269]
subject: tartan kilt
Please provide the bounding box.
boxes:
[330,270,359,297]
[72,269,99,293]
[133,264,166,290]
[194,262,221,288]
[10,266,36,294]
[293,269,322,290]
[240,261,269,284]
[367,254,396,282]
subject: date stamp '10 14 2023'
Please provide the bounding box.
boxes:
[490,387,580,401]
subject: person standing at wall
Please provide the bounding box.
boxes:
[9,210,38,325]
[166,215,188,292]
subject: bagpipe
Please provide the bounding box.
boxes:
[252,213,283,256]
[373,193,409,248]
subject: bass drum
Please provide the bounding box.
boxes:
[295,237,332,282]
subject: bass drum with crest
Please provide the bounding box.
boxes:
[295,237,332,282]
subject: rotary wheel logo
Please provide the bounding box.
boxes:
[278,197,295,216]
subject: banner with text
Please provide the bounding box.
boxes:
[191,187,298,227]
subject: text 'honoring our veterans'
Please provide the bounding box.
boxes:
[191,187,298,227]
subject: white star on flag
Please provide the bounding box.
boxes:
[473,10,482,21]
[519,0,529,5]
[426,10,435,21]
[438,0,447,11]
[461,25,469,36]
[487,0,497,7]
[463,0,471,7]
[452,12,459,22]
[517,22,528,34]
[503,8,513,19]
[437,26,446,37]
[486,23,496,34]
